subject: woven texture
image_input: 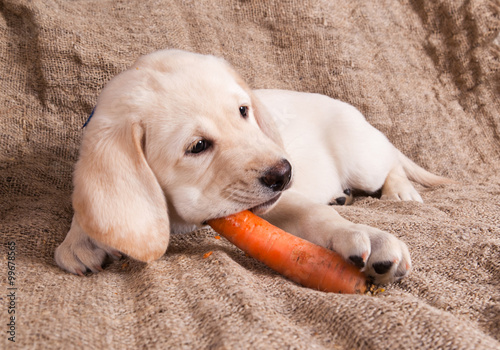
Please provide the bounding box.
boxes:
[1,0,499,349]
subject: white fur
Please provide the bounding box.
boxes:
[55,50,454,284]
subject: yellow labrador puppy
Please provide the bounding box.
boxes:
[55,50,453,284]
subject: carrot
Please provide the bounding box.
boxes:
[208,210,367,294]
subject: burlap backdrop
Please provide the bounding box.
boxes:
[1,0,499,349]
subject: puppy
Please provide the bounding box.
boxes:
[55,50,454,284]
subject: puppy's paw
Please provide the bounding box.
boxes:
[325,224,411,285]
[381,169,423,202]
[55,237,120,275]
[55,218,121,275]
[363,227,411,284]
[381,184,423,202]
[329,189,354,206]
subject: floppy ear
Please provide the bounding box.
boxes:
[72,119,169,263]
[250,92,284,148]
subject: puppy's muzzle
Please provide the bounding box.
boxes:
[260,159,292,192]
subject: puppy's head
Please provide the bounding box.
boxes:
[73,50,291,262]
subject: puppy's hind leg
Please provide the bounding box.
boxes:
[381,164,423,202]
[382,150,458,203]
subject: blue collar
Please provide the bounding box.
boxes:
[82,107,96,129]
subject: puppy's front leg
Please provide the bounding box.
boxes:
[262,190,411,284]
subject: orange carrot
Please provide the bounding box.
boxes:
[208,210,367,294]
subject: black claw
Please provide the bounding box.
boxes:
[373,261,393,275]
[349,255,365,269]
[335,197,346,205]
[343,189,352,196]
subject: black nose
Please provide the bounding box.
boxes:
[260,159,292,192]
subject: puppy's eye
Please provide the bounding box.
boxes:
[187,139,211,154]
[239,106,249,118]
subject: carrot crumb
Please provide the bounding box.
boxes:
[367,284,386,296]
[203,251,213,259]
[214,235,221,240]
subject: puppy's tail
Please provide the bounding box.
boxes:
[397,150,459,187]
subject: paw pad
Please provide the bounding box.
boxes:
[348,255,366,269]
[372,261,393,275]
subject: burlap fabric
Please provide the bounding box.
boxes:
[1,0,499,349]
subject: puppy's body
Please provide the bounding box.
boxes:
[55,50,453,284]
[257,89,397,202]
